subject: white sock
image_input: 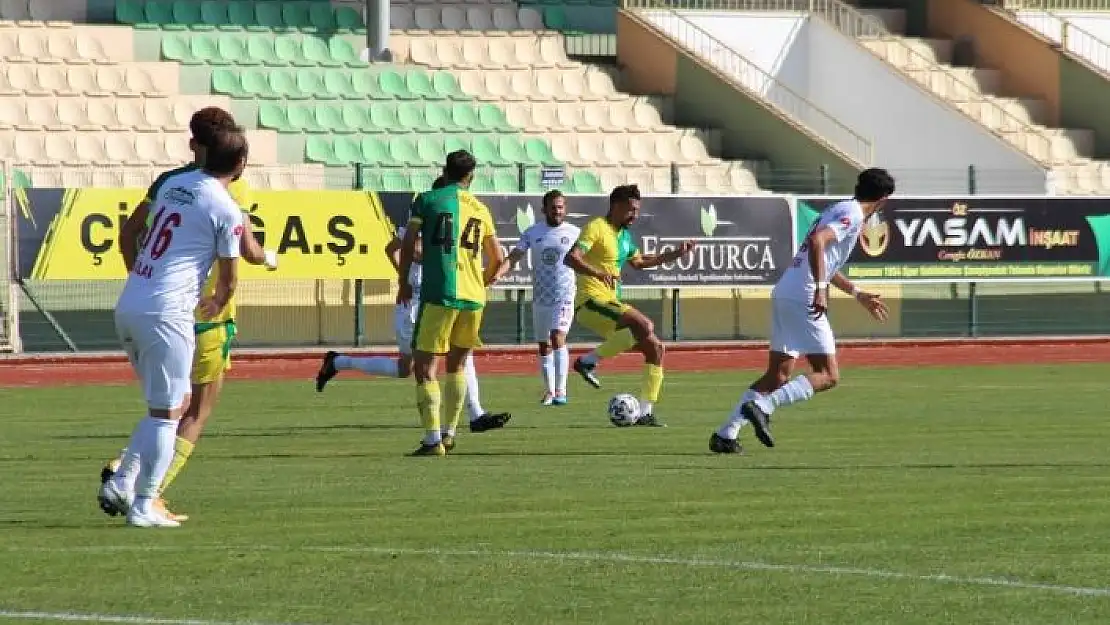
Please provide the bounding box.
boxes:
[335,355,400,378]
[463,353,485,421]
[423,431,442,445]
[580,350,600,366]
[758,375,815,415]
[540,352,555,394]
[553,346,570,394]
[640,400,654,416]
[111,440,141,494]
[133,416,177,511]
[716,389,760,440]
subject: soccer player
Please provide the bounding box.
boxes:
[710,168,894,454]
[315,178,511,434]
[563,184,695,427]
[497,189,580,405]
[400,151,504,456]
[100,108,276,522]
[98,127,248,527]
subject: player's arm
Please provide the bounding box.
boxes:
[397,219,421,303]
[832,272,888,321]
[483,230,506,287]
[201,205,244,319]
[384,236,403,275]
[563,223,611,282]
[494,227,529,283]
[118,201,150,272]
[238,216,275,270]
[627,241,695,270]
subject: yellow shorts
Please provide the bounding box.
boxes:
[191,320,236,385]
[412,302,484,354]
[575,299,631,340]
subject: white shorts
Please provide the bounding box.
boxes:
[394,302,418,355]
[769,297,836,357]
[114,310,195,410]
[532,300,574,343]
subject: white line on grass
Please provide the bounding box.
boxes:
[7,544,1110,599]
[0,610,310,625]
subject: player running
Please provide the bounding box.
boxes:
[99,108,276,523]
[497,190,580,405]
[563,184,694,427]
[400,151,505,456]
[98,127,248,527]
[710,168,894,454]
[315,177,511,434]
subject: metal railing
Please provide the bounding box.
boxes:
[621,0,874,166]
[1007,9,1110,76]
[626,0,1058,167]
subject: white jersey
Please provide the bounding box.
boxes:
[397,226,422,301]
[774,199,864,303]
[115,169,244,318]
[514,221,580,306]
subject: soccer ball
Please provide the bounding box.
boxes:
[608,393,641,427]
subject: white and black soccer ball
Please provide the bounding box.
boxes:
[608,393,641,427]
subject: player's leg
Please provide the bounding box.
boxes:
[439,345,472,452]
[463,352,513,433]
[315,304,415,390]
[572,300,634,388]
[711,350,795,455]
[550,300,574,405]
[410,303,454,456]
[534,302,555,404]
[612,306,667,427]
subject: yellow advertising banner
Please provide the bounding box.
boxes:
[20,187,400,280]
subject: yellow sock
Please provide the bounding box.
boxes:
[441,372,467,434]
[158,436,195,495]
[597,328,637,359]
[641,364,664,407]
[417,381,442,441]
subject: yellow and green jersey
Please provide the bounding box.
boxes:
[407,183,495,310]
[573,217,641,306]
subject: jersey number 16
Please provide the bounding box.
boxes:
[140,206,182,261]
[432,213,482,254]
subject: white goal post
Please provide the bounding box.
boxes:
[1,160,20,353]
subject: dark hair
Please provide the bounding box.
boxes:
[609,184,641,206]
[203,127,249,177]
[854,168,895,202]
[431,176,447,190]
[189,107,237,147]
[443,150,477,182]
[542,189,564,208]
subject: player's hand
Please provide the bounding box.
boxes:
[397,283,413,305]
[675,240,696,258]
[809,289,828,320]
[263,250,278,271]
[598,273,618,290]
[197,297,222,320]
[856,290,889,322]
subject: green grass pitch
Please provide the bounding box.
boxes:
[2,364,1110,624]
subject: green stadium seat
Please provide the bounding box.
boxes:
[283,3,314,31]
[147,1,180,30]
[397,103,431,132]
[248,35,281,65]
[303,37,341,67]
[212,68,246,97]
[380,70,414,100]
[352,71,386,99]
[270,69,305,99]
[341,104,370,132]
[570,170,602,193]
[469,174,495,194]
[275,36,309,66]
[175,1,213,31]
[381,170,411,191]
[335,136,363,163]
[522,169,546,193]
[258,102,294,131]
[524,138,558,166]
[328,38,361,67]
[425,103,462,133]
[296,69,329,99]
[243,69,277,98]
[218,34,253,65]
[116,0,145,25]
[542,7,567,30]
[416,136,444,164]
[498,137,533,165]
[336,6,365,34]
[309,4,337,31]
[161,34,190,63]
[493,169,521,193]
[444,136,470,154]
[230,2,260,31]
[192,35,225,64]
[318,105,350,133]
[368,105,403,134]
[478,104,514,132]
[472,135,506,166]
[389,137,424,167]
[257,3,286,31]
[432,72,468,101]
[450,104,482,132]
[360,137,391,165]
[288,104,324,132]
[323,69,358,99]
[202,1,233,31]
[305,136,339,165]
[406,71,441,100]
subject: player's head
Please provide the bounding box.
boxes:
[189,107,237,165]
[542,190,566,226]
[607,184,641,228]
[442,150,477,187]
[854,168,895,212]
[202,126,249,182]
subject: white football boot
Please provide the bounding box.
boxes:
[97,478,134,517]
[126,501,181,528]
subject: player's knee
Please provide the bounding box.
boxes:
[397,358,413,378]
[550,332,566,348]
[537,342,551,356]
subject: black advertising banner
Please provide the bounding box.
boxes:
[379,193,795,288]
[797,196,1110,281]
